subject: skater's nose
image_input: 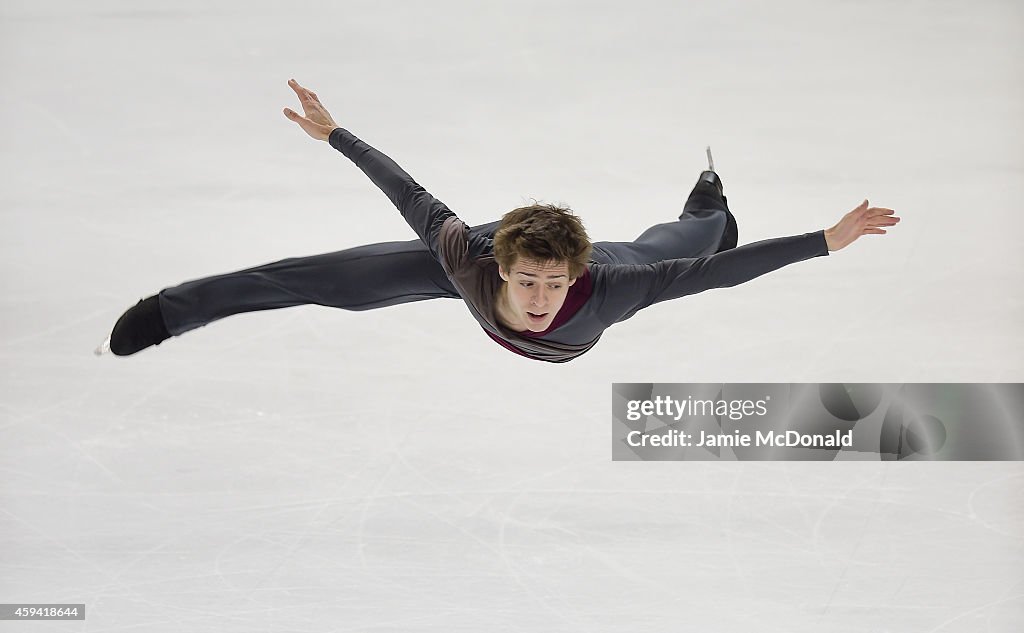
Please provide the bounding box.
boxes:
[530,287,548,308]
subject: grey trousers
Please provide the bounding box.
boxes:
[158,186,733,336]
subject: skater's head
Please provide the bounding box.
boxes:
[494,201,592,278]
[494,202,591,332]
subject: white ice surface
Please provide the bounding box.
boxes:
[1,0,1022,631]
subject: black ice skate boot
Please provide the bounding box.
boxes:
[696,145,727,202]
[695,169,726,201]
[710,177,737,253]
[697,146,737,253]
[104,295,171,356]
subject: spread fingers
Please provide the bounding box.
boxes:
[288,78,316,103]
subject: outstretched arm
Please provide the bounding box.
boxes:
[598,198,900,323]
[282,79,457,261]
[598,196,905,323]
[597,230,833,324]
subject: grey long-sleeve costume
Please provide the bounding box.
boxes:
[158,127,829,362]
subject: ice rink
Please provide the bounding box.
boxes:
[2,0,1022,630]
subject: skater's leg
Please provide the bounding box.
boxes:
[590,172,738,265]
[468,219,503,236]
[105,237,461,355]
[105,218,511,355]
[159,220,504,335]
[158,237,459,336]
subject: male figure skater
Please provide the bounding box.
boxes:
[98,79,900,363]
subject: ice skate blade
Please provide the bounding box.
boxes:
[706,145,714,172]
[93,335,111,356]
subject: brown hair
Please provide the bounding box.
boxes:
[492,200,592,280]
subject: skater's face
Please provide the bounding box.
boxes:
[498,257,576,332]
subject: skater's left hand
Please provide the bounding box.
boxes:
[824,200,900,251]
[283,79,338,141]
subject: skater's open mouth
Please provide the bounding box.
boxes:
[527,312,548,321]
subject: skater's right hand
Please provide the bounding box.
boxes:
[283,79,338,141]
